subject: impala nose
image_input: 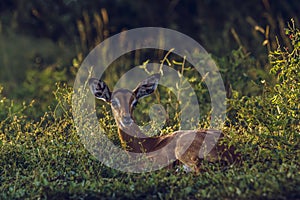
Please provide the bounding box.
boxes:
[122,116,133,126]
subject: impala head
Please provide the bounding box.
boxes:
[89,74,160,128]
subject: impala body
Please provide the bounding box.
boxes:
[89,74,239,172]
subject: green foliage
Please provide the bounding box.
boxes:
[226,20,300,189]
[269,20,300,130]
[217,47,271,97]
[1,28,300,198]
[228,20,299,134]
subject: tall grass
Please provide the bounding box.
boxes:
[0,20,299,199]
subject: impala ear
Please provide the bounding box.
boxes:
[88,78,112,102]
[133,73,160,100]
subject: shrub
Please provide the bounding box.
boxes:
[0,21,299,199]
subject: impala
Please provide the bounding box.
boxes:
[89,74,239,172]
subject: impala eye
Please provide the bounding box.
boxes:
[111,100,119,108]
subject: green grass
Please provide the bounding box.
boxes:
[0,22,299,199]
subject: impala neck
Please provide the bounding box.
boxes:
[116,121,157,153]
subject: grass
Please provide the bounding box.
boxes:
[0,22,299,199]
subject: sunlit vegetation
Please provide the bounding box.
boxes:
[0,1,299,199]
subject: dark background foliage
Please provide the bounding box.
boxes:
[0,0,299,114]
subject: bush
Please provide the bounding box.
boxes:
[0,21,300,199]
